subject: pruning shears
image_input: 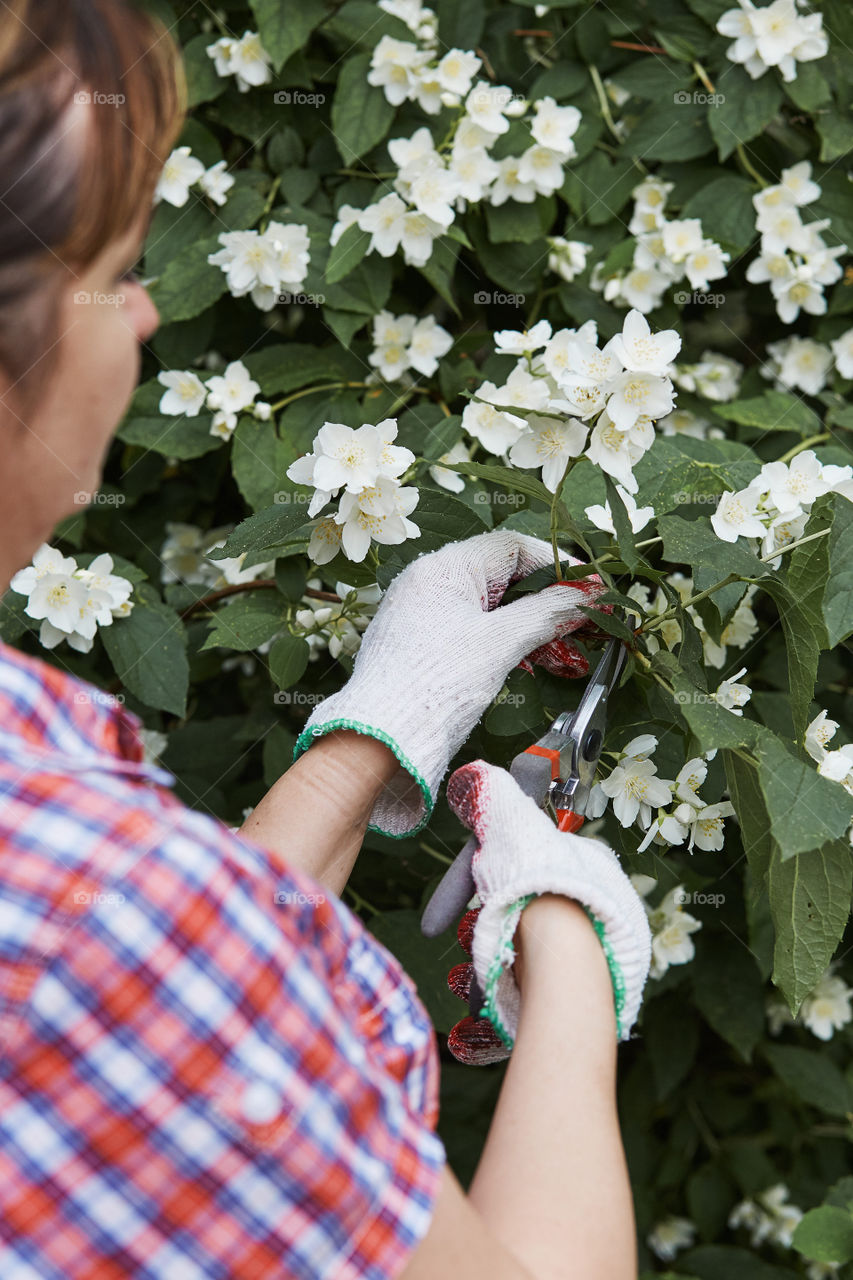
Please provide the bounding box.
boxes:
[420,635,627,1011]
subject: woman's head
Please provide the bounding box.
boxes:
[0,0,184,587]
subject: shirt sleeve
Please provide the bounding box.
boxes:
[17,805,447,1280]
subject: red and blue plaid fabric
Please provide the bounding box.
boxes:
[0,639,446,1278]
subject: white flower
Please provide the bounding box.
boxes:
[310,422,385,495]
[674,351,742,401]
[730,1185,803,1248]
[448,144,500,200]
[675,800,736,851]
[516,144,568,197]
[584,486,655,534]
[335,478,420,561]
[461,395,525,454]
[711,487,766,543]
[713,667,752,715]
[307,517,344,566]
[407,314,454,375]
[205,360,260,415]
[209,409,238,441]
[507,414,587,491]
[717,0,827,82]
[464,82,518,135]
[546,237,591,282]
[605,369,675,431]
[399,209,444,266]
[647,1216,696,1262]
[10,545,134,654]
[765,335,833,395]
[494,320,553,355]
[368,36,425,106]
[758,450,828,514]
[831,326,853,379]
[330,203,363,248]
[606,308,681,374]
[157,369,207,417]
[600,756,673,829]
[658,409,712,439]
[198,160,235,207]
[818,745,853,791]
[684,241,730,290]
[224,30,273,91]
[428,440,469,492]
[647,887,702,978]
[488,155,538,206]
[207,222,310,311]
[781,160,822,206]
[800,971,853,1041]
[585,414,644,493]
[154,146,205,208]
[662,218,705,263]
[805,709,840,762]
[530,96,581,156]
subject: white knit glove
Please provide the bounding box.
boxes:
[292,530,606,837]
[446,760,652,1055]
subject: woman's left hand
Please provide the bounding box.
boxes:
[292,530,607,838]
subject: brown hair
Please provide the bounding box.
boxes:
[0,0,185,417]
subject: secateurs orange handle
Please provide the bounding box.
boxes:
[420,636,627,943]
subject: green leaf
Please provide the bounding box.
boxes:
[324,220,370,285]
[680,1244,800,1280]
[116,415,223,461]
[243,343,362,397]
[658,513,766,580]
[634,436,760,517]
[680,174,759,252]
[793,1206,853,1265]
[603,473,640,571]
[484,669,545,735]
[416,235,460,314]
[756,735,853,861]
[577,607,635,642]
[232,417,298,513]
[438,459,554,508]
[249,0,322,69]
[208,503,314,560]
[722,751,774,888]
[824,492,853,645]
[201,592,286,652]
[785,62,833,111]
[768,838,853,1011]
[100,584,188,717]
[148,235,229,324]
[182,32,226,107]
[268,633,310,689]
[642,996,700,1099]
[692,934,765,1062]
[712,390,822,438]
[818,109,853,163]
[485,195,556,245]
[764,1043,853,1116]
[330,52,395,163]
[708,68,783,161]
[626,101,714,161]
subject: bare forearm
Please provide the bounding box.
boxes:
[238,729,401,896]
[468,895,637,1280]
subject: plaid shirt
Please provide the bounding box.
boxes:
[0,639,446,1278]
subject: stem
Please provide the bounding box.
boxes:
[420,842,454,866]
[334,169,396,179]
[641,573,739,635]
[269,381,369,411]
[634,535,662,550]
[343,886,379,916]
[760,526,831,562]
[258,176,281,233]
[179,581,339,620]
[778,431,831,463]
[692,60,716,93]
[588,64,621,144]
[736,144,769,188]
[550,458,574,580]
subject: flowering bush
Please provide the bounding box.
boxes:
[4,0,853,1273]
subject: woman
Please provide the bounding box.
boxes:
[0,2,651,1277]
